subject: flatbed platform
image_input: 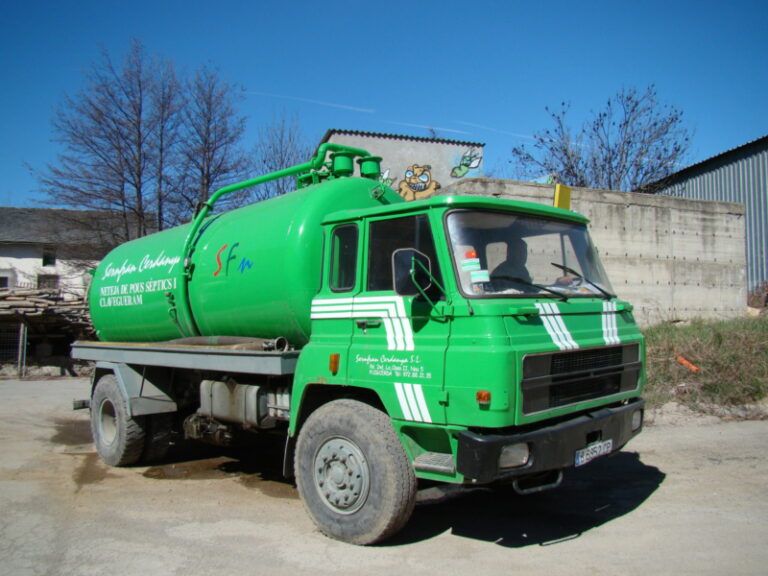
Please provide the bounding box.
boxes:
[71,340,299,375]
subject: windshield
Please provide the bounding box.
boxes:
[446,210,614,298]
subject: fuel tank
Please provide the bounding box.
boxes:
[88,177,402,344]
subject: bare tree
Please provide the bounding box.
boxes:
[250,112,311,201]
[149,59,183,231]
[175,66,250,215]
[511,86,691,191]
[38,41,165,244]
[38,44,254,235]
[96,40,155,237]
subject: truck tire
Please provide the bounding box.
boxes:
[295,399,417,545]
[141,414,173,463]
[90,374,146,466]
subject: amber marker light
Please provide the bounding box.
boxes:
[329,353,340,375]
[476,390,491,407]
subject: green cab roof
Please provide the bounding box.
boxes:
[322,193,589,225]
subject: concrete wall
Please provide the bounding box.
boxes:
[652,140,768,292]
[0,243,90,299]
[326,132,484,201]
[443,178,747,326]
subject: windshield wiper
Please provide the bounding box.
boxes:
[492,275,568,301]
[549,263,615,300]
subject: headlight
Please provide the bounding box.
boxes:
[498,443,530,469]
[632,409,643,431]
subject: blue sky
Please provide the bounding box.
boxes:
[1,0,766,205]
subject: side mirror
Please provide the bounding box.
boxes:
[392,248,432,296]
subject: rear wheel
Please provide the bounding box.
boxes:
[90,375,146,466]
[295,399,416,545]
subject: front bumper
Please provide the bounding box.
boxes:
[456,398,644,484]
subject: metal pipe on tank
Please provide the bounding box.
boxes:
[168,336,291,351]
[173,143,371,336]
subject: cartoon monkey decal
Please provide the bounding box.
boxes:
[397,164,441,201]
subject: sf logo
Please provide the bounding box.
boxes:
[213,243,253,277]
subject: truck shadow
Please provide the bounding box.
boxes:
[143,435,298,499]
[149,439,664,546]
[388,451,665,547]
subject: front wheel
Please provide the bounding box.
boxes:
[295,399,416,545]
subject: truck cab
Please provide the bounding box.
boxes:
[296,194,644,486]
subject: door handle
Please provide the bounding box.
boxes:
[356,319,382,329]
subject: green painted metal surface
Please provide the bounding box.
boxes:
[89,177,403,343]
[89,224,190,341]
[87,147,645,486]
[288,200,644,483]
[187,178,403,344]
[89,143,398,343]
[321,194,590,225]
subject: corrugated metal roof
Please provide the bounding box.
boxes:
[646,134,768,189]
[321,128,485,148]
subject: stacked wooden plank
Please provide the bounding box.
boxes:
[0,289,92,331]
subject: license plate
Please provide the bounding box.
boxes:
[575,439,613,467]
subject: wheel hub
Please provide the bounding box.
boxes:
[99,399,118,446]
[314,437,370,514]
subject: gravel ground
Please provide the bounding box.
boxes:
[1,378,767,576]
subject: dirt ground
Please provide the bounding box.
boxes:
[1,378,766,576]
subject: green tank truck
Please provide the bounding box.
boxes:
[73,143,645,545]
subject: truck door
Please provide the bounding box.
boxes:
[347,214,449,424]
[309,223,361,380]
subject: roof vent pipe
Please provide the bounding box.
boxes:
[331,152,355,176]
[357,156,382,180]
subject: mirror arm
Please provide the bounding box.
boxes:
[410,265,435,307]
[414,257,446,296]
[410,257,448,312]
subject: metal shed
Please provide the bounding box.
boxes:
[644,135,767,292]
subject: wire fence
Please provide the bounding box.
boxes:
[0,322,27,376]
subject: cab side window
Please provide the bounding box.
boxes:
[330,225,357,292]
[367,215,443,293]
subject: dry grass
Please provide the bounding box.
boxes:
[747,282,768,308]
[643,315,768,409]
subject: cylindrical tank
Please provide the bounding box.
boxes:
[88,177,402,344]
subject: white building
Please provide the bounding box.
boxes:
[0,208,100,299]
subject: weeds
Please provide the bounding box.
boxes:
[747,282,768,308]
[643,315,768,409]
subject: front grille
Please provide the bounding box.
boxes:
[549,373,621,408]
[522,344,640,414]
[552,347,624,375]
